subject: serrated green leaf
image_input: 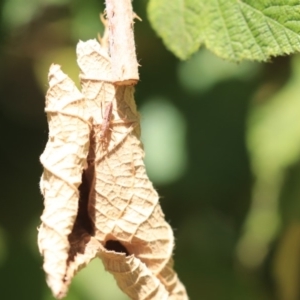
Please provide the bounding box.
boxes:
[148,0,300,61]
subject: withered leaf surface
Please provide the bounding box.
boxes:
[39,41,188,299]
[38,64,90,298]
[77,39,174,274]
[100,250,169,300]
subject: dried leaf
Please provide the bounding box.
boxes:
[38,64,90,298]
[39,40,188,300]
[100,250,169,300]
[77,39,174,275]
[157,258,188,299]
[99,244,188,300]
[64,236,101,284]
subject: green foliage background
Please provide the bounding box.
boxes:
[1,0,300,299]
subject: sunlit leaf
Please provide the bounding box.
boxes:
[148,0,300,61]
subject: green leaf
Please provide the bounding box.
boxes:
[147,0,300,61]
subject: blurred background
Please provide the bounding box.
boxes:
[1,0,300,299]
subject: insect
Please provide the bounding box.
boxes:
[98,101,113,151]
[94,98,137,156]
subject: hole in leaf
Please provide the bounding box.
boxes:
[105,240,129,256]
[67,166,95,262]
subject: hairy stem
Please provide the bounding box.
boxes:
[105,0,139,85]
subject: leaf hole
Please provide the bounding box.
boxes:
[105,240,129,256]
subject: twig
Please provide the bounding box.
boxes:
[105,0,139,85]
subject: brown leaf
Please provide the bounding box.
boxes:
[77,39,174,275]
[99,249,169,300]
[39,40,188,300]
[93,131,174,274]
[157,258,189,299]
[38,64,91,298]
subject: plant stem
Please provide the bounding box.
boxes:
[105,0,139,85]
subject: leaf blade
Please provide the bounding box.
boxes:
[148,0,204,59]
[148,0,300,61]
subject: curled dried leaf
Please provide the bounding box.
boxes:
[157,258,189,299]
[93,132,174,274]
[38,64,90,298]
[77,40,174,276]
[39,41,188,300]
[99,249,169,300]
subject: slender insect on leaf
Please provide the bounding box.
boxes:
[96,101,114,151]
